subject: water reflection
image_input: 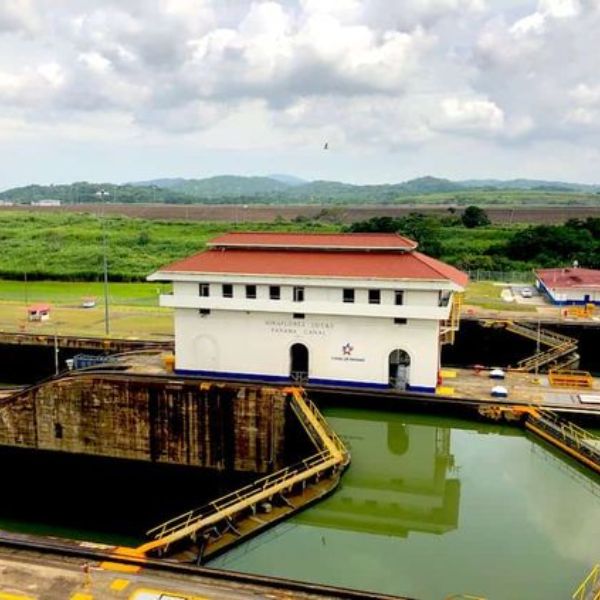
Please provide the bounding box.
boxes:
[295,410,460,537]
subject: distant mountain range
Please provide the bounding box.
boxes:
[130,174,600,200]
[1,175,599,205]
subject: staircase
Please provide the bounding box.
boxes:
[481,320,579,372]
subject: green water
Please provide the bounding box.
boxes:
[208,408,600,600]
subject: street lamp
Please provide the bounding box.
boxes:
[95,189,111,336]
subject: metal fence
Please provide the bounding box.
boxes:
[467,270,535,283]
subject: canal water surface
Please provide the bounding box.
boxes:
[0,401,598,599]
[208,406,600,600]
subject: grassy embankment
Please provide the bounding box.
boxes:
[0,210,534,337]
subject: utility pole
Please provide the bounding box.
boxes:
[103,219,109,335]
[96,189,110,336]
[54,331,59,375]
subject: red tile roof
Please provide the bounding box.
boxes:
[156,248,468,287]
[28,304,50,312]
[208,232,417,251]
[536,267,600,289]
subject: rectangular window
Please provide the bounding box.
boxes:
[199,283,210,297]
[369,289,381,304]
[269,285,281,300]
[293,313,305,319]
[394,318,407,325]
[395,290,404,306]
[246,284,257,299]
[222,284,233,298]
[293,286,305,302]
[199,308,211,316]
[343,288,355,303]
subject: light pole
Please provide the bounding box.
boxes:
[96,189,111,336]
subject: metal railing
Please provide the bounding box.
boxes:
[528,409,600,465]
[505,321,576,346]
[467,270,534,283]
[482,320,579,372]
[572,564,600,600]
[287,388,349,463]
[145,449,333,543]
[138,387,349,556]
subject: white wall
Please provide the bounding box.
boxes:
[173,309,440,390]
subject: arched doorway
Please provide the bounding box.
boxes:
[290,343,309,382]
[389,349,410,389]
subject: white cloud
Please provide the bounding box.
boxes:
[1,0,600,185]
[436,97,504,133]
[538,0,581,18]
[571,83,600,106]
[78,52,111,73]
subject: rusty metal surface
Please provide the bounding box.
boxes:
[0,373,286,472]
[0,331,173,352]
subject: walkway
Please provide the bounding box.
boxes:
[128,388,349,562]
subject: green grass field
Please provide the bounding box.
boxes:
[0,210,519,281]
[0,280,171,307]
[0,211,340,281]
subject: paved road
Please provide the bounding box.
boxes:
[0,545,406,600]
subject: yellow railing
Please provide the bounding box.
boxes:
[136,387,349,556]
[440,292,463,345]
[572,564,600,600]
[548,369,593,389]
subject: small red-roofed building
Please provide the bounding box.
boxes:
[535,267,600,305]
[27,303,51,321]
[148,232,468,392]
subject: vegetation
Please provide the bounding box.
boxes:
[0,211,338,281]
[461,205,491,228]
[346,213,444,256]
[0,210,598,283]
[491,218,600,268]
[2,175,600,206]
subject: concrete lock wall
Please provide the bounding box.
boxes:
[0,376,288,473]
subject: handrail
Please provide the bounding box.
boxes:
[505,321,576,345]
[145,449,333,541]
[517,343,577,370]
[534,408,600,445]
[137,387,349,556]
[572,564,600,600]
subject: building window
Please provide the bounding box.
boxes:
[343,288,355,303]
[394,318,407,325]
[293,286,305,302]
[246,284,257,299]
[395,290,404,305]
[293,313,305,319]
[199,308,211,316]
[369,289,381,304]
[199,283,210,297]
[222,284,233,298]
[269,285,281,300]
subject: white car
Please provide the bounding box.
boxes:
[520,287,533,298]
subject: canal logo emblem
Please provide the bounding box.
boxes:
[342,343,354,356]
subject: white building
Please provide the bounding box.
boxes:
[535,267,600,305]
[32,199,61,206]
[148,232,467,393]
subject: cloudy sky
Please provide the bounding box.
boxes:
[1,0,599,188]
